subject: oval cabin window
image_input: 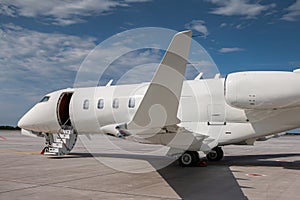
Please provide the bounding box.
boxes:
[112,98,119,109]
[98,99,104,109]
[83,99,89,110]
[128,97,135,108]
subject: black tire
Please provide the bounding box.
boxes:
[192,151,200,164]
[179,151,199,167]
[206,147,224,161]
[44,147,49,153]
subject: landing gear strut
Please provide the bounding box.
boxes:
[179,151,200,167]
[206,146,224,161]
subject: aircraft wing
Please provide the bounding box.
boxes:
[127,30,192,130]
[125,30,216,151]
[127,124,217,153]
[101,30,218,152]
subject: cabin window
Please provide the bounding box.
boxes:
[128,97,135,108]
[112,98,119,109]
[40,96,50,103]
[83,99,89,110]
[97,99,104,109]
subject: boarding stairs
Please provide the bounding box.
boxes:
[43,125,78,156]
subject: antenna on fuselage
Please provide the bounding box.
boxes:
[194,72,203,80]
[214,73,221,79]
[105,79,113,87]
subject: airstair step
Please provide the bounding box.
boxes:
[44,152,57,156]
[58,134,70,139]
[62,130,73,135]
[48,147,59,153]
[54,138,67,143]
[52,142,63,148]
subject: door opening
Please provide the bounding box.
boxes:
[57,92,73,127]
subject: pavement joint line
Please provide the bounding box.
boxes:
[0,170,124,194]
[0,183,40,194]
[0,179,179,200]
[1,168,179,199]
[50,184,180,200]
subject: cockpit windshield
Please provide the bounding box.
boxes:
[40,96,50,103]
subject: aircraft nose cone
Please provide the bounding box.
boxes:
[18,112,33,130]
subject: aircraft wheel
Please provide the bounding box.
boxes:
[206,147,224,161]
[192,151,200,163]
[179,151,199,167]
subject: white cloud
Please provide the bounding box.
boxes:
[206,0,276,18]
[115,49,161,66]
[0,3,15,17]
[0,23,101,124]
[116,63,157,85]
[96,49,162,86]
[236,23,243,29]
[219,47,244,53]
[220,22,227,28]
[185,20,209,37]
[281,0,300,22]
[0,0,151,26]
[0,23,97,97]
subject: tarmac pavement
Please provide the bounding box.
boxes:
[0,130,299,200]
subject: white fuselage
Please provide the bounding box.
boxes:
[18,74,300,147]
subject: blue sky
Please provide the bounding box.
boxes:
[0,0,300,125]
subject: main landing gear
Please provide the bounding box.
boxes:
[206,146,224,161]
[178,147,224,167]
[179,151,201,167]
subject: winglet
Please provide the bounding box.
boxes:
[128,30,192,130]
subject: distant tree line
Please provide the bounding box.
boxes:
[0,126,21,130]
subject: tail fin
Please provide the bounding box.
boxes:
[128,30,192,130]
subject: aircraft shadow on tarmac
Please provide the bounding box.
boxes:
[63,152,300,168]
[49,152,300,199]
[156,162,248,200]
[53,152,251,199]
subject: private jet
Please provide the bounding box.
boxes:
[18,30,300,167]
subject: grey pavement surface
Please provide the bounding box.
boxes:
[0,130,299,200]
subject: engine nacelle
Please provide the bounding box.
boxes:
[225,71,300,109]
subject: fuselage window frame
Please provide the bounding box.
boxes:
[83,99,89,110]
[97,99,104,109]
[112,98,119,109]
[128,97,135,108]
